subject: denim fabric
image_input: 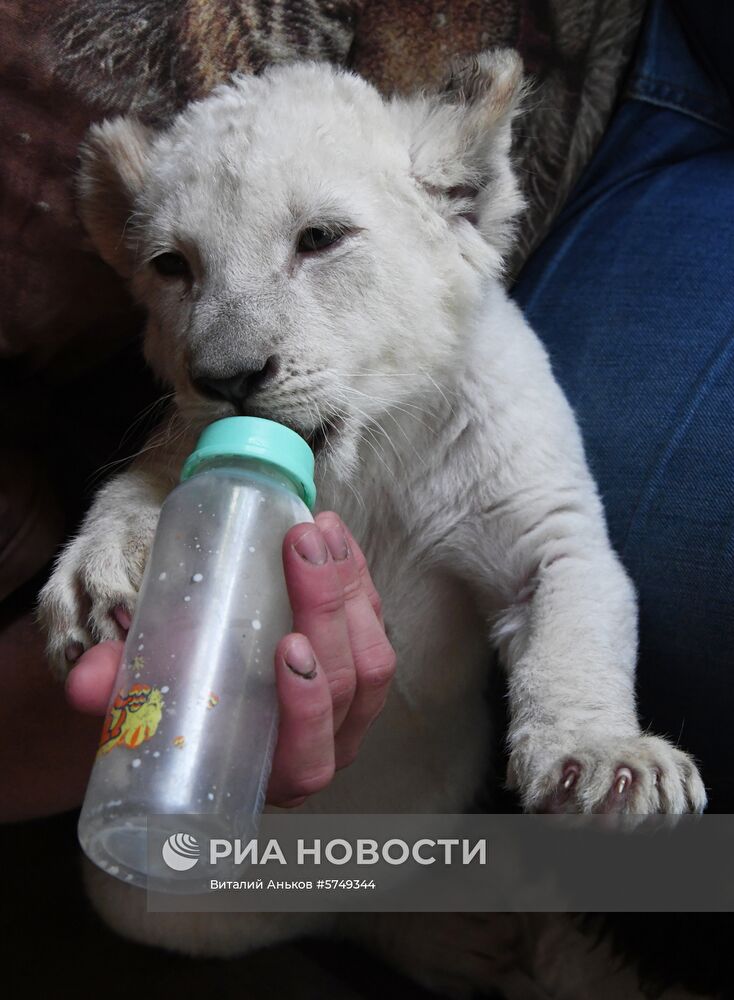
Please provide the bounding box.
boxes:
[512,0,734,810]
[630,0,734,133]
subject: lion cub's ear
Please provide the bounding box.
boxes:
[392,48,526,260]
[78,117,153,277]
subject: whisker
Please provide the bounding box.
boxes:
[331,393,403,484]
[118,390,176,449]
[338,383,433,426]
[420,367,455,414]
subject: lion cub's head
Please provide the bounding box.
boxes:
[80,52,524,478]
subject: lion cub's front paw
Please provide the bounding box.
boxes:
[509,733,706,815]
[37,508,158,677]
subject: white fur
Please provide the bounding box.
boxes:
[38,52,705,995]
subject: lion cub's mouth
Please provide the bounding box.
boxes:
[304,416,341,454]
[190,398,342,456]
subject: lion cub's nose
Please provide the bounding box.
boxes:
[192,355,280,411]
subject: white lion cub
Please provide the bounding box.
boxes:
[38,49,704,981]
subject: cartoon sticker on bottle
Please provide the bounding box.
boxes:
[98,684,165,756]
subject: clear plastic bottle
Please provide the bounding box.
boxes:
[77,417,316,889]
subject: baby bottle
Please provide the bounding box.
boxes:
[77,416,316,889]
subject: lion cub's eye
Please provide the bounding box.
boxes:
[151,252,191,278]
[297,226,345,253]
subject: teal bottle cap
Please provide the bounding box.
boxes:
[181,416,316,510]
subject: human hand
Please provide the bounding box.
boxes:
[66,512,396,807]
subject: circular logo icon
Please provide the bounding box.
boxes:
[161,833,200,871]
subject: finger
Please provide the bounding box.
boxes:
[315,513,396,769]
[283,522,356,729]
[339,520,385,627]
[266,634,335,807]
[65,640,123,715]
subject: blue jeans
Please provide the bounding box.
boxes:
[513,0,734,811]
